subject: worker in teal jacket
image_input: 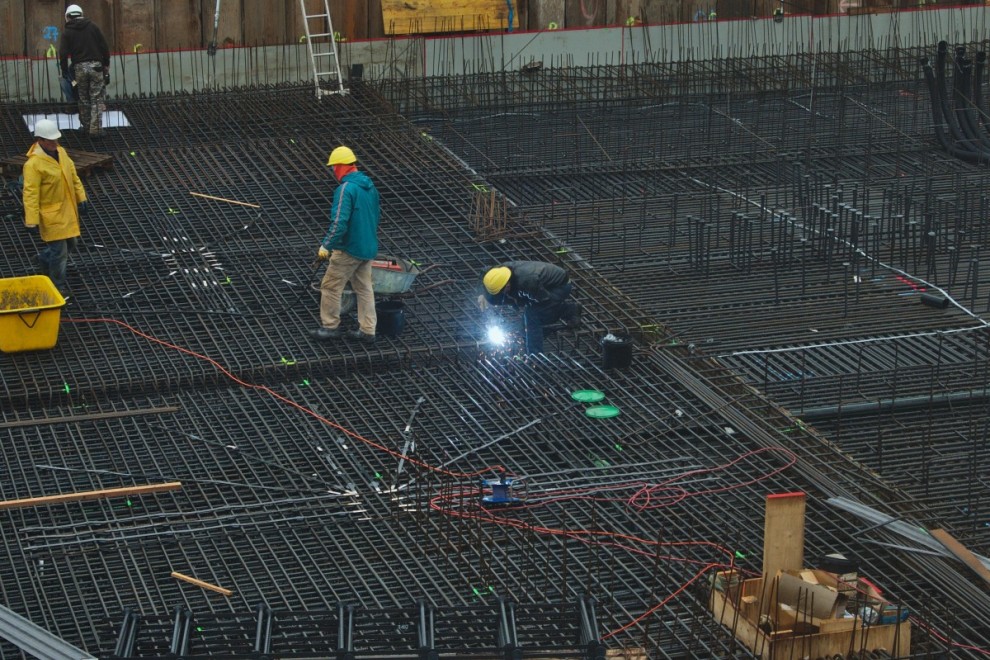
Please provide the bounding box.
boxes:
[311,146,381,343]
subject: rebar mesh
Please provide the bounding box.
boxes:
[1,37,990,659]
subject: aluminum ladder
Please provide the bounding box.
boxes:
[299,0,346,98]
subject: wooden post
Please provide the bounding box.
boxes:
[762,492,806,583]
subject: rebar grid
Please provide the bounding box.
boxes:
[2,41,990,658]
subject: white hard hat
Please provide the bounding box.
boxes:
[65,4,84,19]
[34,119,62,140]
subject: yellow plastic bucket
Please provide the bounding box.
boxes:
[0,275,66,353]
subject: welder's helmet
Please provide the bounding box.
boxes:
[483,267,511,295]
[65,4,84,20]
[326,146,357,166]
[34,119,62,140]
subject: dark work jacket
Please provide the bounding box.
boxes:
[58,18,110,78]
[485,261,569,307]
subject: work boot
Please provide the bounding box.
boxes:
[309,327,342,341]
[345,329,376,344]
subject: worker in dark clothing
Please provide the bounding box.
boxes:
[481,261,581,354]
[58,4,110,137]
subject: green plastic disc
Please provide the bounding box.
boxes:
[585,405,621,419]
[571,389,605,403]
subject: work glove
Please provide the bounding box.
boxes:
[78,201,90,217]
[476,294,489,312]
[317,246,330,260]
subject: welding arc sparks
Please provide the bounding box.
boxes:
[487,325,508,346]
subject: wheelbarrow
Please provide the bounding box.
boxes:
[315,255,448,315]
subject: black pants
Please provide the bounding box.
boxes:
[522,282,574,353]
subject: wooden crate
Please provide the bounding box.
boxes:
[1,149,114,179]
[709,572,911,660]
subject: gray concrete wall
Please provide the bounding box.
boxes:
[3,6,989,102]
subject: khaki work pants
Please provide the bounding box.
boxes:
[319,250,376,335]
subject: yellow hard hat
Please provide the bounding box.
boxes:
[327,146,356,166]
[483,266,511,295]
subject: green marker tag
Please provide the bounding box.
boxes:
[63,383,71,394]
[126,499,132,507]
[129,151,136,156]
[301,379,310,386]
[280,357,296,366]
[734,550,746,559]
[374,472,382,480]
[614,443,623,451]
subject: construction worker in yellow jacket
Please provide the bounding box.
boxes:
[22,119,89,298]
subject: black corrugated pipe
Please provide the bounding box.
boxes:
[922,57,990,164]
[973,51,990,131]
[798,388,990,421]
[951,48,990,151]
[935,42,973,148]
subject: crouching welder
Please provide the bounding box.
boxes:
[480,261,581,354]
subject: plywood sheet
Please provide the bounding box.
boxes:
[202,0,244,48]
[528,0,565,29]
[119,0,158,53]
[0,0,26,56]
[24,0,63,58]
[332,0,369,42]
[86,1,116,54]
[243,0,287,46]
[565,0,610,26]
[382,0,518,35]
[159,0,202,50]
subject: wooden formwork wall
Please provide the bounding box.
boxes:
[0,0,380,56]
[0,0,974,57]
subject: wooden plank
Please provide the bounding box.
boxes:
[0,482,182,511]
[382,0,518,35]
[565,0,609,26]
[171,571,234,596]
[930,528,990,586]
[367,0,386,37]
[0,406,178,429]
[158,0,202,50]
[202,0,243,49]
[331,0,369,43]
[0,0,26,56]
[190,191,261,208]
[118,0,158,53]
[528,0,565,29]
[24,0,64,58]
[762,492,806,589]
[243,0,287,46]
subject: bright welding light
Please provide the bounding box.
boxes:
[486,324,508,346]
